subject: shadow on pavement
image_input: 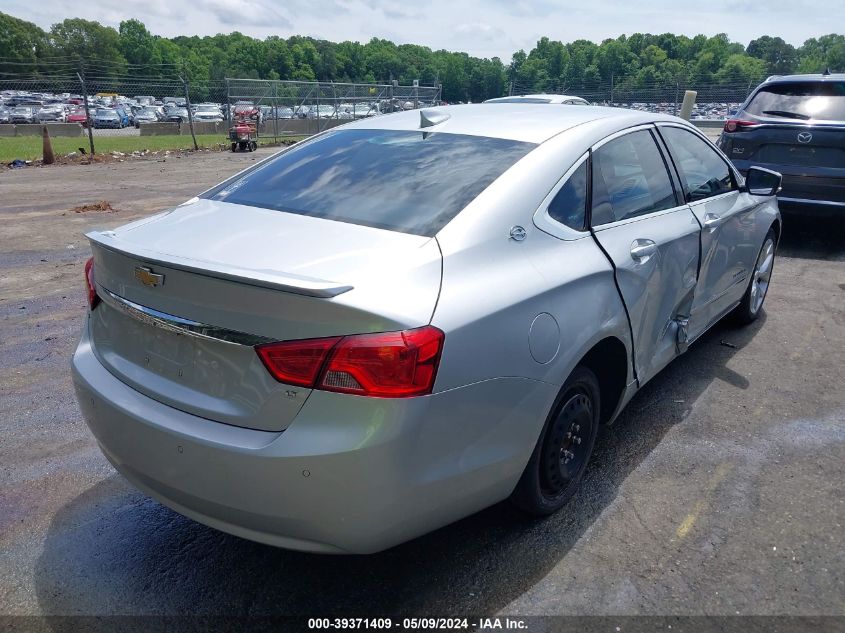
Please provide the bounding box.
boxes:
[777,209,845,261]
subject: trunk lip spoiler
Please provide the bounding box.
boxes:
[86,230,354,298]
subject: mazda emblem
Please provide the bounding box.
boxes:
[797,132,813,144]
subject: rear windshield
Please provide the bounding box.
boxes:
[746,81,845,121]
[203,129,536,236]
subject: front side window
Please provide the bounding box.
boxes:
[204,129,535,236]
[660,126,735,202]
[591,130,677,225]
[547,159,588,230]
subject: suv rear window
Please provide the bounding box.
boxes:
[746,81,845,121]
[204,129,535,236]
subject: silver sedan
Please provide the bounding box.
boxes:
[72,104,781,553]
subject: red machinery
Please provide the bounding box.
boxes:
[228,101,259,152]
[228,121,257,152]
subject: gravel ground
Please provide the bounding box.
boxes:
[0,148,843,624]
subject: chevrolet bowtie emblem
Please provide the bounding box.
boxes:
[134,266,165,287]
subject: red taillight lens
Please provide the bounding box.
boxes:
[256,336,342,387]
[723,119,758,133]
[319,326,444,397]
[255,326,445,398]
[84,256,100,309]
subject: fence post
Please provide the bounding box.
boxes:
[673,80,680,116]
[181,73,198,150]
[609,72,614,107]
[273,81,279,141]
[76,67,95,157]
[225,78,231,125]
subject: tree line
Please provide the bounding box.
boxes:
[1,11,843,102]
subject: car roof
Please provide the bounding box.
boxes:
[763,73,845,84]
[341,103,681,144]
[484,94,588,104]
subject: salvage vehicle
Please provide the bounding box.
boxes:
[73,105,781,554]
[92,108,123,129]
[718,72,845,213]
[10,105,37,124]
[67,108,91,127]
[133,107,161,127]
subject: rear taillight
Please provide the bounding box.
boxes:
[255,326,444,398]
[723,119,759,133]
[256,336,342,388]
[84,256,100,310]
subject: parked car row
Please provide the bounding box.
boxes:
[1,89,442,130]
[0,90,228,128]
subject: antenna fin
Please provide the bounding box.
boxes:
[420,108,450,128]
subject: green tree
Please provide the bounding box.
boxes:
[50,18,126,74]
[0,13,49,76]
[747,36,797,75]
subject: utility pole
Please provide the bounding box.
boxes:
[180,66,198,151]
[76,64,95,158]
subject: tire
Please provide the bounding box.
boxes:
[511,366,601,516]
[231,142,237,152]
[732,227,776,325]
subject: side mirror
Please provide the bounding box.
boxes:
[744,166,782,196]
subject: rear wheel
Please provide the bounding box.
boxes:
[511,366,600,515]
[733,228,776,325]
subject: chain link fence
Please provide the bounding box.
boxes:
[0,75,442,145]
[509,77,762,118]
[224,78,442,140]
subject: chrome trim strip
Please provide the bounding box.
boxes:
[778,197,845,208]
[100,288,275,347]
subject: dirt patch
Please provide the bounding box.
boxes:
[69,201,117,214]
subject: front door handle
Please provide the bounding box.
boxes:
[703,213,723,230]
[630,239,657,261]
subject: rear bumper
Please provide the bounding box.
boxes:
[733,160,845,212]
[72,319,555,553]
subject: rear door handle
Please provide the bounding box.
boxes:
[703,213,723,230]
[630,239,657,261]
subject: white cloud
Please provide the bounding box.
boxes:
[3,0,842,62]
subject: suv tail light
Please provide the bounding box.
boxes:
[255,326,445,398]
[84,257,100,310]
[723,119,759,133]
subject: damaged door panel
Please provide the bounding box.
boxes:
[655,124,764,342]
[589,127,701,386]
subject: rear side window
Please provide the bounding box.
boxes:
[204,129,535,236]
[745,81,845,121]
[547,159,588,230]
[591,130,677,225]
[660,126,736,202]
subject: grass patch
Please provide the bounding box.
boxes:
[0,133,304,163]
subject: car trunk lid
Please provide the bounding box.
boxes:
[86,198,442,432]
